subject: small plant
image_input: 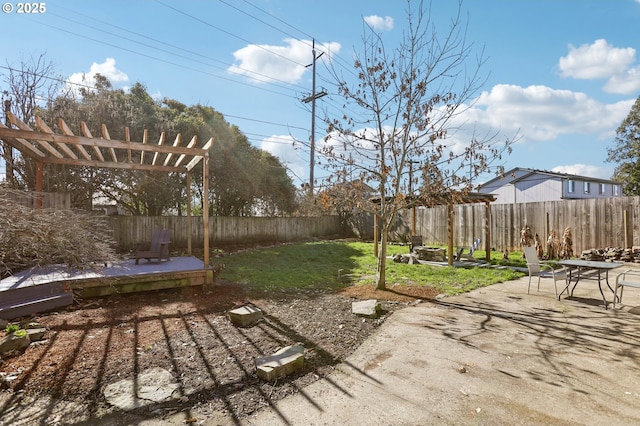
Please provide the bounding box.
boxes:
[5,323,20,333]
[13,329,27,338]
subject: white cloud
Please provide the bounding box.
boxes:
[473,84,633,142]
[67,58,128,94]
[228,39,341,84]
[551,164,614,180]
[603,65,640,94]
[364,15,394,31]
[260,134,307,183]
[558,39,640,94]
[559,39,635,79]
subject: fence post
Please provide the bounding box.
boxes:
[545,212,549,243]
[624,209,629,249]
[485,201,491,261]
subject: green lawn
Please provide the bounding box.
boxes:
[217,241,525,295]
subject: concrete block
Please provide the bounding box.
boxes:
[352,299,382,318]
[255,345,305,381]
[229,305,263,327]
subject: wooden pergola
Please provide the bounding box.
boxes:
[372,192,497,266]
[0,112,214,266]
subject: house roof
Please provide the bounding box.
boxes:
[370,191,496,207]
[479,167,620,188]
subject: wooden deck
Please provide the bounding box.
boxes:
[0,257,214,320]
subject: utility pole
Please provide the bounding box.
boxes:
[302,39,327,193]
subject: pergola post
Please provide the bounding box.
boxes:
[202,152,210,267]
[186,172,192,255]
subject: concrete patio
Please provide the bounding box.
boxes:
[242,269,640,425]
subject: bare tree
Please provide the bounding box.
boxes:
[4,53,61,123]
[1,53,63,188]
[321,0,514,290]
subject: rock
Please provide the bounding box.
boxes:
[228,305,263,327]
[0,371,20,388]
[0,331,30,357]
[25,328,47,342]
[103,367,180,410]
[352,299,382,318]
[393,254,418,264]
[413,247,446,262]
[20,321,41,330]
[0,319,7,329]
[255,345,305,381]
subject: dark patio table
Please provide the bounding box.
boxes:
[557,259,624,309]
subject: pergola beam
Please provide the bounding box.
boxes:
[42,156,188,173]
[58,118,92,160]
[0,126,207,157]
[81,122,105,162]
[101,124,119,163]
[36,116,78,159]
[151,132,165,166]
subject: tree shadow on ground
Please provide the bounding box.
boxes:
[0,283,383,425]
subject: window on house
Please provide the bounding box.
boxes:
[599,183,606,195]
[568,180,575,193]
[614,185,620,196]
[584,181,590,194]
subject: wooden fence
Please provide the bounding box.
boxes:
[8,189,640,255]
[4,191,70,210]
[107,215,344,251]
[394,196,640,254]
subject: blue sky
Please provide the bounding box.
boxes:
[2,0,640,186]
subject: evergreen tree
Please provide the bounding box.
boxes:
[607,95,640,195]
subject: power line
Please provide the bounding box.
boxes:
[52,7,307,93]
[34,20,298,100]
[240,0,315,41]
[154,0,307,68]
[52,2,361,132]
[221,0,311,42]
[236,0,359,81]
[0,64,311,138]
[222,113,308,132]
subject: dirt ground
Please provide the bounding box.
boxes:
[0,279,439,424]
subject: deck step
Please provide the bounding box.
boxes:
[0,293,74,320]
[0,281,73,320]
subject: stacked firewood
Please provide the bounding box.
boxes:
[580,247,640,263]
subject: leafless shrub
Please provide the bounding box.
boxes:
[0,189,117,278]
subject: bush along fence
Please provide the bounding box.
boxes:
[393,196,640,255]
